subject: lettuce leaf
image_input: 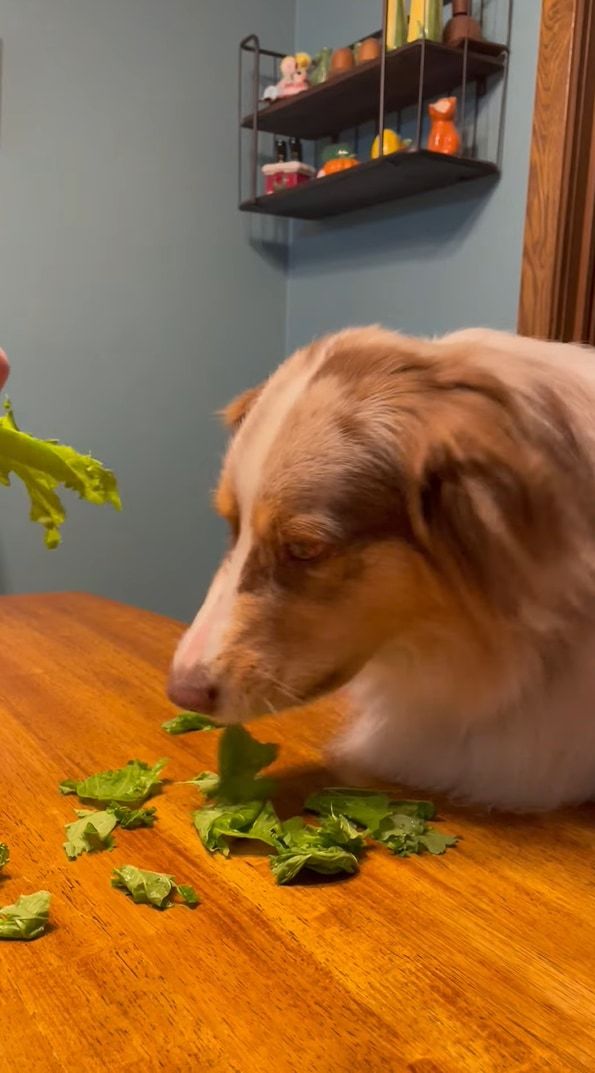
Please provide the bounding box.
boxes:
[64,809,118,860]
[161,712,216,735]
[0,400,120,548]
[183,771,220,796]
[306,787,456,858]
[213,725,278,803]
[375,812,457,857]
[111,865,200,909]
[270,818,362,884]
[0,891,51,940]
[107,804,157,829]
[0,843,9,871]
[59,758,168,807]
[193,800,268,856]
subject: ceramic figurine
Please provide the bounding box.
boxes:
[407,0,443,42]
[355,37,381,64]
[371,129,411,158]
[310,47,332,85]
[262,159,315,195]
[317,144,359,177]
[443,0,483,47]
[427,97,461,155]
[387,0,407,50]
[329,47,355,77]
[262,53,311,102]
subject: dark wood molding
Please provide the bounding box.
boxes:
[518,0,595,342]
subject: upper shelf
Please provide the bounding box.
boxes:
[241,39,507,140]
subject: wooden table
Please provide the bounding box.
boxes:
[0,593,594,1073]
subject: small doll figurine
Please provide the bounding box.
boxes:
[427,97,461,155]
[263,53,311,102]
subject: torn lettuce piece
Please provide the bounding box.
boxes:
[269,816,364,884]
[271,846,360,885]
[111,865,199,910]
[0,843,9,870]
[183,771,221,796]
[0,891,51,940]
[214,725,278,803]
[161,711,216,735]
[374,812,457,857]
[177,884,201,908]
[107,804,157,829]
[305,788,436,828]
[0,399,120,548]
[305,788,393,830]
[59,758,168,807]
[64,809,118,860]
[193,800,269,856]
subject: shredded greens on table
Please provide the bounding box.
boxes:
[59,758,168,807]
[0,843,9,871]
[111,865,199,909]
[0,891,51,940]
[63,804,158,860]
[161,711,216,735]
[0,400,120,548]
[191,726,458,884]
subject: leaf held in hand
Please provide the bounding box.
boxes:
[0,891,51,940]
[0,400,120,548]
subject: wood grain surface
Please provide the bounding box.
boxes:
[0,593,594,1073]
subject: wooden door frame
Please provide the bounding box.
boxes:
[518,0,595,342]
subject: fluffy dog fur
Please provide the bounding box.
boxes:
[169,326,595,810]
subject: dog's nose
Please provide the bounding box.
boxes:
[167,664,219,714]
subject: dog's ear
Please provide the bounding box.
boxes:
[219,384,263,432]
[408,398,564,609]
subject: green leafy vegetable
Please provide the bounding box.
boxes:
[0,843,9,871]
[107,804,157,829]
[193,800,270,856]
[214,725,278,803]
[0,400,120,548]
[306,787,456,858]
[59,758,168,807]
[375,812,457,857]
[0,891,51,940]
[183,771,220,796]
[111,865,199,910]
[63,809,118,860]
[176,884,201,908]
[270,818,362,885]
[305,788,393,829]
[161,711,216,735]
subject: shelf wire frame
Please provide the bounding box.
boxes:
[238,0,512,208]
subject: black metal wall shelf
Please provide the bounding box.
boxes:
[241,39,506,141]
[240,149,498,220]
[238,1,511,222]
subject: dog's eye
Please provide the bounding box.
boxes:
[286,540,327,562]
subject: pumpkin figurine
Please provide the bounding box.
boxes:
[317,144,359,177]
[427,97,461,156]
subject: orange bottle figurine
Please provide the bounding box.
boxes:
[427,97,461,156]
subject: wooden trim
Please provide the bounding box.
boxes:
[518,0,595,341]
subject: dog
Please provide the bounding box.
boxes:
[168,326,595,810]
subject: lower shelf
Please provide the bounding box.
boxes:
[240,150,499,220]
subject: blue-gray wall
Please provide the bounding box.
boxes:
[287,0,541,348]
[0,1,541,620]
[0,0,293,620]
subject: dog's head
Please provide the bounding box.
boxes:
[168,327,585,721]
